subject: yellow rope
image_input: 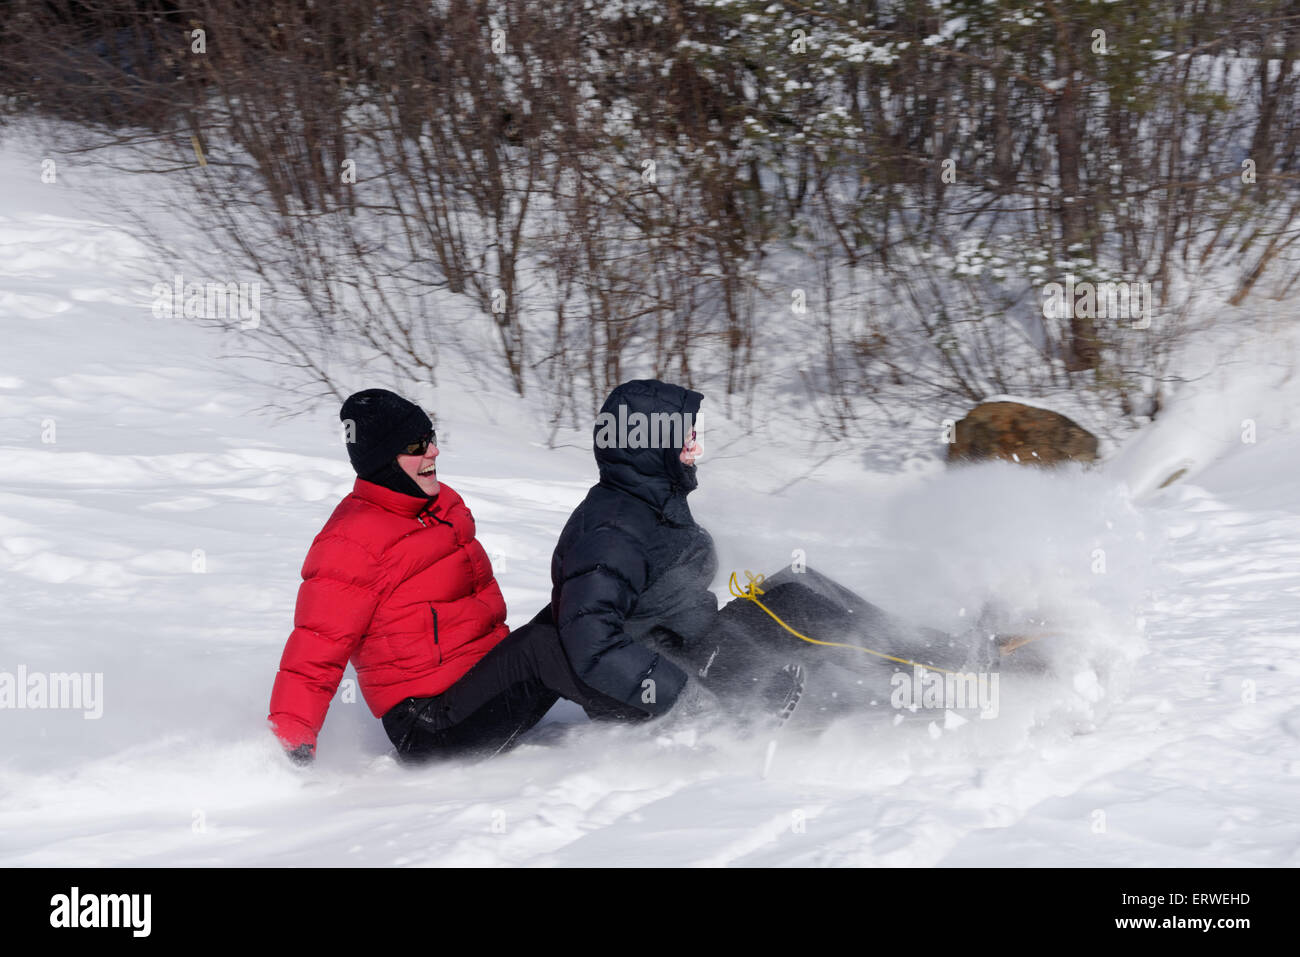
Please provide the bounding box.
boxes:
[727,570,958,676]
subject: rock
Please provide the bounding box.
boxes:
[948,400,1098,466]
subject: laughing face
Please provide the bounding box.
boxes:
[397,437,440,496]
[679,414,702,466]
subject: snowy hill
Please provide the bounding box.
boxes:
[1,137,1298,867]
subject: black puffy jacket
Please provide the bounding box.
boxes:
[550,380,718,716]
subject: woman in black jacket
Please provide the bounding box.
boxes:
[550,378,991,728]
[550,379,806,720]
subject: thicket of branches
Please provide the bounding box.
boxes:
[2,0,1298,434]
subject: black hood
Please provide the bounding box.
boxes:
[593,379,703,512]
[361,458,434,502]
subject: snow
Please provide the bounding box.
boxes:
[2,138,1298,867]
[1105,317,1299,501]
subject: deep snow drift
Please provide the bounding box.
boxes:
[1,138,1297,866]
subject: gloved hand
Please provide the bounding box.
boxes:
[286,743,315,767]
[646,624,687,651]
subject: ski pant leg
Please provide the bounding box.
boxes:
[685,600,789,704]
[693,574,888,707]
[381,604,643,762]
[745,572,969,701]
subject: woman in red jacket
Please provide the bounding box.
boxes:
[267,388,638,765]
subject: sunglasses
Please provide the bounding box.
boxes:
[401,430,437,456]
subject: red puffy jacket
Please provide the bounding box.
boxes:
[268,478,509,751]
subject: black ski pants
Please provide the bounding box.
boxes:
[381,604,643,762]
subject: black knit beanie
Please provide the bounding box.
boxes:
[339,389,434,487]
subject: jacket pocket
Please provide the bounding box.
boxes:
[429,605,442,665]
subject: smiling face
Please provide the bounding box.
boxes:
[679,414,702,466]
[397,440,440,496]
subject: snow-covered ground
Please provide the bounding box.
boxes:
[1,138,1297,867]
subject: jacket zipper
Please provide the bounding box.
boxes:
[418,509,446,665]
